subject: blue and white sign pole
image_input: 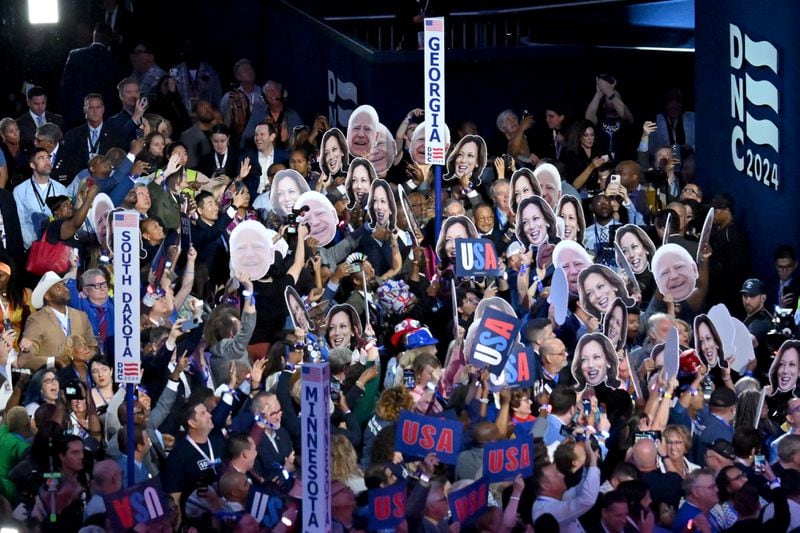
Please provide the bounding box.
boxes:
[425,17,446,254]
[301,364,331,531]
[113,210,142,488]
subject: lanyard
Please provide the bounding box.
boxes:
[187,436,216,465]
[31,179,53,213]
[87,128,101,154]
[216,152,228,169]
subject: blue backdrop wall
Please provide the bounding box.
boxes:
[696,0,797,282]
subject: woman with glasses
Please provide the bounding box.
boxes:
[659,424,699,478]
[22,368,59,417]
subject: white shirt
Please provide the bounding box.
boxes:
[532,466,600,533]
[257,150,274,193]
[14,177,68,248]
[761,497,800,530]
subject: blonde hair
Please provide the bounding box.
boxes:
[331,434,362,483]
[61,335,88,357]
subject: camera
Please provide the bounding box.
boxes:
[286,205,310,235]
[767,306,796,353]
[64,378,84,401]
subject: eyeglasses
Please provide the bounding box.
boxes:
[681,187,699,196]
[86,282,108,290]
[728,473,747,483]
[665,440,684,446]
[787,405,800,415]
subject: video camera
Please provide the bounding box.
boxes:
[286,205,310,235]
[767,306,797,353]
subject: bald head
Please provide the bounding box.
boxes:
[92,459,122,494]
[630,439,658,471]
[540,338,567,371]
[219,471,250,503]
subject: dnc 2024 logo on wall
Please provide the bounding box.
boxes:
[729,24,781,191]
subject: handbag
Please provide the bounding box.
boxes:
[26,232,72,275]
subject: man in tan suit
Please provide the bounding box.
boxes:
[17,271,97,371]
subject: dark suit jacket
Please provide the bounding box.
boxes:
[106,109,138,143]
[62,123,127,185]
[0,189,24,259]
[198,148,239,179]
[59,43,123,127]
[241,148,289,198]
[15,111,65,145]
[252,427,293,480]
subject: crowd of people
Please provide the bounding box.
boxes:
[0,8,798,533]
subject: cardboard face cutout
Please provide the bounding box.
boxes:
[285,286,313,333]
[615,224,656,275]
[295,191,338,246]
[344,158,377,209]
[270,169,310,218]
[229,220,274,281]
[549,266,570,325]
[578,264,634,319]
[436,215,479,264]
[366,178,397,231]
[556,195,586,243]
[614,243,641,294]
[347,105,380,158]
[515,195,558,250]
[444,135,488,186]
[533,163,562,210]
[652,243,699,302]
[510,168,542,213]
[552,240,592,296]
[325,303,362,349]
[696,208,715,263]
[368,123,396,177]
[769,339,800,396]
[602,298,628,351]
[571,332,620,391]
[693,315,728,369]
[90,193,115,249]
[321,128,350,177]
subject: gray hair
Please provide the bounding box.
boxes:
[496,109,517,132]
[683,468,714,495]
[80,268,106,289]
[36,122,63,143]
[778,434,800,463]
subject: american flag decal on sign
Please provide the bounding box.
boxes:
[302,365,323,382]
[431,148,445,159]
[121,362,139,377]
[114,213,139,228]
[426,19,443,32]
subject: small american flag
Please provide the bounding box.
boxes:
[425,18,443,32]
[114,213,139,228]
[431,148,445,159]
[302,365,323,383]
[121,362,139,376]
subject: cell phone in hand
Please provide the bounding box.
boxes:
[181,317,200,332]
[403,368,416,389]
[754,454,766,473]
